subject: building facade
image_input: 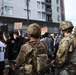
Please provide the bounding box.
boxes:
[60,0,65,21]
[0,0,65,34]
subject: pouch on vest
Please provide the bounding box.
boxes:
[24,41,48,73]
[32,42,48,72]
[37,54,48,71]
[24,64,33,74]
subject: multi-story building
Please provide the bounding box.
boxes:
[0,0,65,34]
[60,0,65,21]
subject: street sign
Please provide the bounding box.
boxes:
[14,22,22,29]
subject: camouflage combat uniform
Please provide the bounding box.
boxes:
[55,35,74,75]
[16,23,48,75]
[53,21,75,75]
[16,40,48,75]
[73,27,76,47]
[70,27,76,73]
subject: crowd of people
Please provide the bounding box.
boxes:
[0,21,76,75]
[0,30,30,75]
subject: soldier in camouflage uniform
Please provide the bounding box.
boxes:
[51,21,76,75]
[73,27,76,47]
[72,27,76,73]
[16,23,48,75]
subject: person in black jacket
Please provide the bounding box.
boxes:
[6,30,16,61]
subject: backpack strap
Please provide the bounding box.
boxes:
[40,41,49,54]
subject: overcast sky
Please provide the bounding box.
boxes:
[64,0,76,27]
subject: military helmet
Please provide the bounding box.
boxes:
[27,23,41,37]
[73,27,76,35]
[60,21,74,31]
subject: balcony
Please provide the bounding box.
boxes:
[46,8,52,14]
[45,0,51,5]
[46,18,52,22]
[46,14,52,22]
[41,0,51,5]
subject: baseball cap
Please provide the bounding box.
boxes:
[24,33,28,37]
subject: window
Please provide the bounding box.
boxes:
[28,10,31,18]
[24,9,27,18]
[28,0,30,4]
[42,3,45,10]
[46,0,51,3]
[4,6,13,15]
[56,0,59,4]
[57,15,60,21]
[42,13,46,20]
[46,15,52,21]
[4,0,13,3]
[37,12,41,19]
[37,1,40,9]
[57,7,59,13]
[24,9,31,18]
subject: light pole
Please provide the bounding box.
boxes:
[26,0,29,26]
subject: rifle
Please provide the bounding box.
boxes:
[36,64,51,75]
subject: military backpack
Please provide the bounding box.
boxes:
[24,41,48,74]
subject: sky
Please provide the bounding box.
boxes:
[64,0,76,27]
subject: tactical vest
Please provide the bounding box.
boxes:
[56,35,74,67]
[24,41,48,74]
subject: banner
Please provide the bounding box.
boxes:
[14,22,22,29]
[41,27,48,35]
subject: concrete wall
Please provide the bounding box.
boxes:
[0,0,63,23]
[52,0,61,23]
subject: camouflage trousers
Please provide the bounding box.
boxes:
[54,64,76,75]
